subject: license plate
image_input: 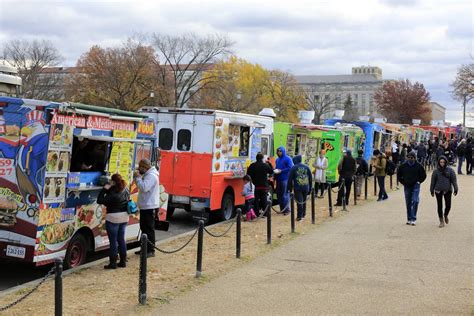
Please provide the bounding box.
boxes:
[6,245,26,259]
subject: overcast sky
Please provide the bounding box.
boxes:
[1,0,472,123]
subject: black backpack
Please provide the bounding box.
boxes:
[385,159,396,176]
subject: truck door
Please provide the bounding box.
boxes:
[190,114,214,197]
[156,113,176,194]
[173,113,194,196]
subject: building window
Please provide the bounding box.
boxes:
[159,128,173,150]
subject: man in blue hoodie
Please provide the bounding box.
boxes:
[274,146,293,215]
[287,155,312,221]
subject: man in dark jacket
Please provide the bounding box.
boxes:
[247,153,274,216]
[335,150,357,207]
[355,149,368,197]
[397,151,427,226]
[287,155,312,220]
[274,146,293,214]
[456,139,466,175]
[416,141,427,165]
[465,138,472,175]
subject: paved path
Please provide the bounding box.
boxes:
[154,175,474,315]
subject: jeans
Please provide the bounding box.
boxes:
[139,209,156,253]
[244,198,255,214]
[435,191,452,218]
[355,175,364,196]
[336,176,353,205]
[377,176,388,200]
[457,156,465,174]
[106,221,127,259]
[466,157,472,174]
[404,183,420,222]
[294,189,309,219]
[254,189,269,216]
[276,181,290,213]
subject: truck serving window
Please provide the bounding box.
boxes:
[239,126,250,156]
[159,128,173,150]
[177,129,191,152]
[70,138,109,172]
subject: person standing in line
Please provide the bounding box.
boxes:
[464,138,472,175]
[416,141,427,165]
[391,140,400,166]
[335,150,356,207]
[313,149,328,198]
[430,156,458,228]
[397,152,427,226]
[133,159,160,258]
[287,155,312,221]
[355,149,368,197]
[247,153,274,216]
[371,149,388,201]
[456,139,466,175]
[241,175,256,220]
[97,174,129,269]
[274,146,293,215]
[400,144,408,164]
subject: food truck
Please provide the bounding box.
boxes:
[0,97,164,268]
[140,107,274,221]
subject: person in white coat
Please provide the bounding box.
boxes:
[313,149,328,198]
[133,159,160,257]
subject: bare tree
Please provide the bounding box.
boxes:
[151,33,233,108]
[451,63,474,126]
[2,39,64,100]
[303,85,338,124]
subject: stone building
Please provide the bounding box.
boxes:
[429,101,446,122]
[295,66,385,121]
[0,61,21,97]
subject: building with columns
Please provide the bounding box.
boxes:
[295,66,385,120]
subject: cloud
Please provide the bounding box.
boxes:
[0,0,471,116]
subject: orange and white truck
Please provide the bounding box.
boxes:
[140,107,274,221]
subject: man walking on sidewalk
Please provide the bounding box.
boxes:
[397,152,427,226]
[134,159,160,257]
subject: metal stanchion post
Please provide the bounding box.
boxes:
[55,258,63,316]
[364,174,368,200]
[138,234,148,305]
[311,187,315,224]
[327,183,333,217]
[374,174,377,196]
[390,174,393,190]
[267,194,272,244]
[236,208,241,259]
[353,176,357,206]
[196,220,204,278]
[290,193,295,233]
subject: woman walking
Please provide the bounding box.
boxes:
[430,156,458,228]
[97,174,130,269]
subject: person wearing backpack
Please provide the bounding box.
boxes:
[355,149,368,197]
[335,150,357,207]
[287,155,312,221]
[397,151,427,226]
[371,149,388,201]
[430,156,458,228]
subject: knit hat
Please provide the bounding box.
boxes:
[407,151,416,159]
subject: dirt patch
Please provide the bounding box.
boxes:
[0,178,388,315]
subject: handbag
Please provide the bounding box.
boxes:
[127,200,138,215]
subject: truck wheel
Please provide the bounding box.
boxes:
[217,192,234,222]
[64,234,87,269]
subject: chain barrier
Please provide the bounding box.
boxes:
[148,226,199,254]
[0,265,56,312]
[294,194,312,205]
[204,217,236,238]
[330,181,345,193]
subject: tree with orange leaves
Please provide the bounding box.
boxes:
[65,39,160,111]
[374,79,431,125]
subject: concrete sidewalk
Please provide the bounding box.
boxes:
[153,175,474,315]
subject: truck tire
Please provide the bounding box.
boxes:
[216,192,234,222]
[64,234,87,269]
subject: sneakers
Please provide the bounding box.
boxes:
[334,203,342,207]
[444,215,449,224]
[410,221,416,226]
[147,252,156,258]
[296,217,302,221]
[406,221,411,225]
